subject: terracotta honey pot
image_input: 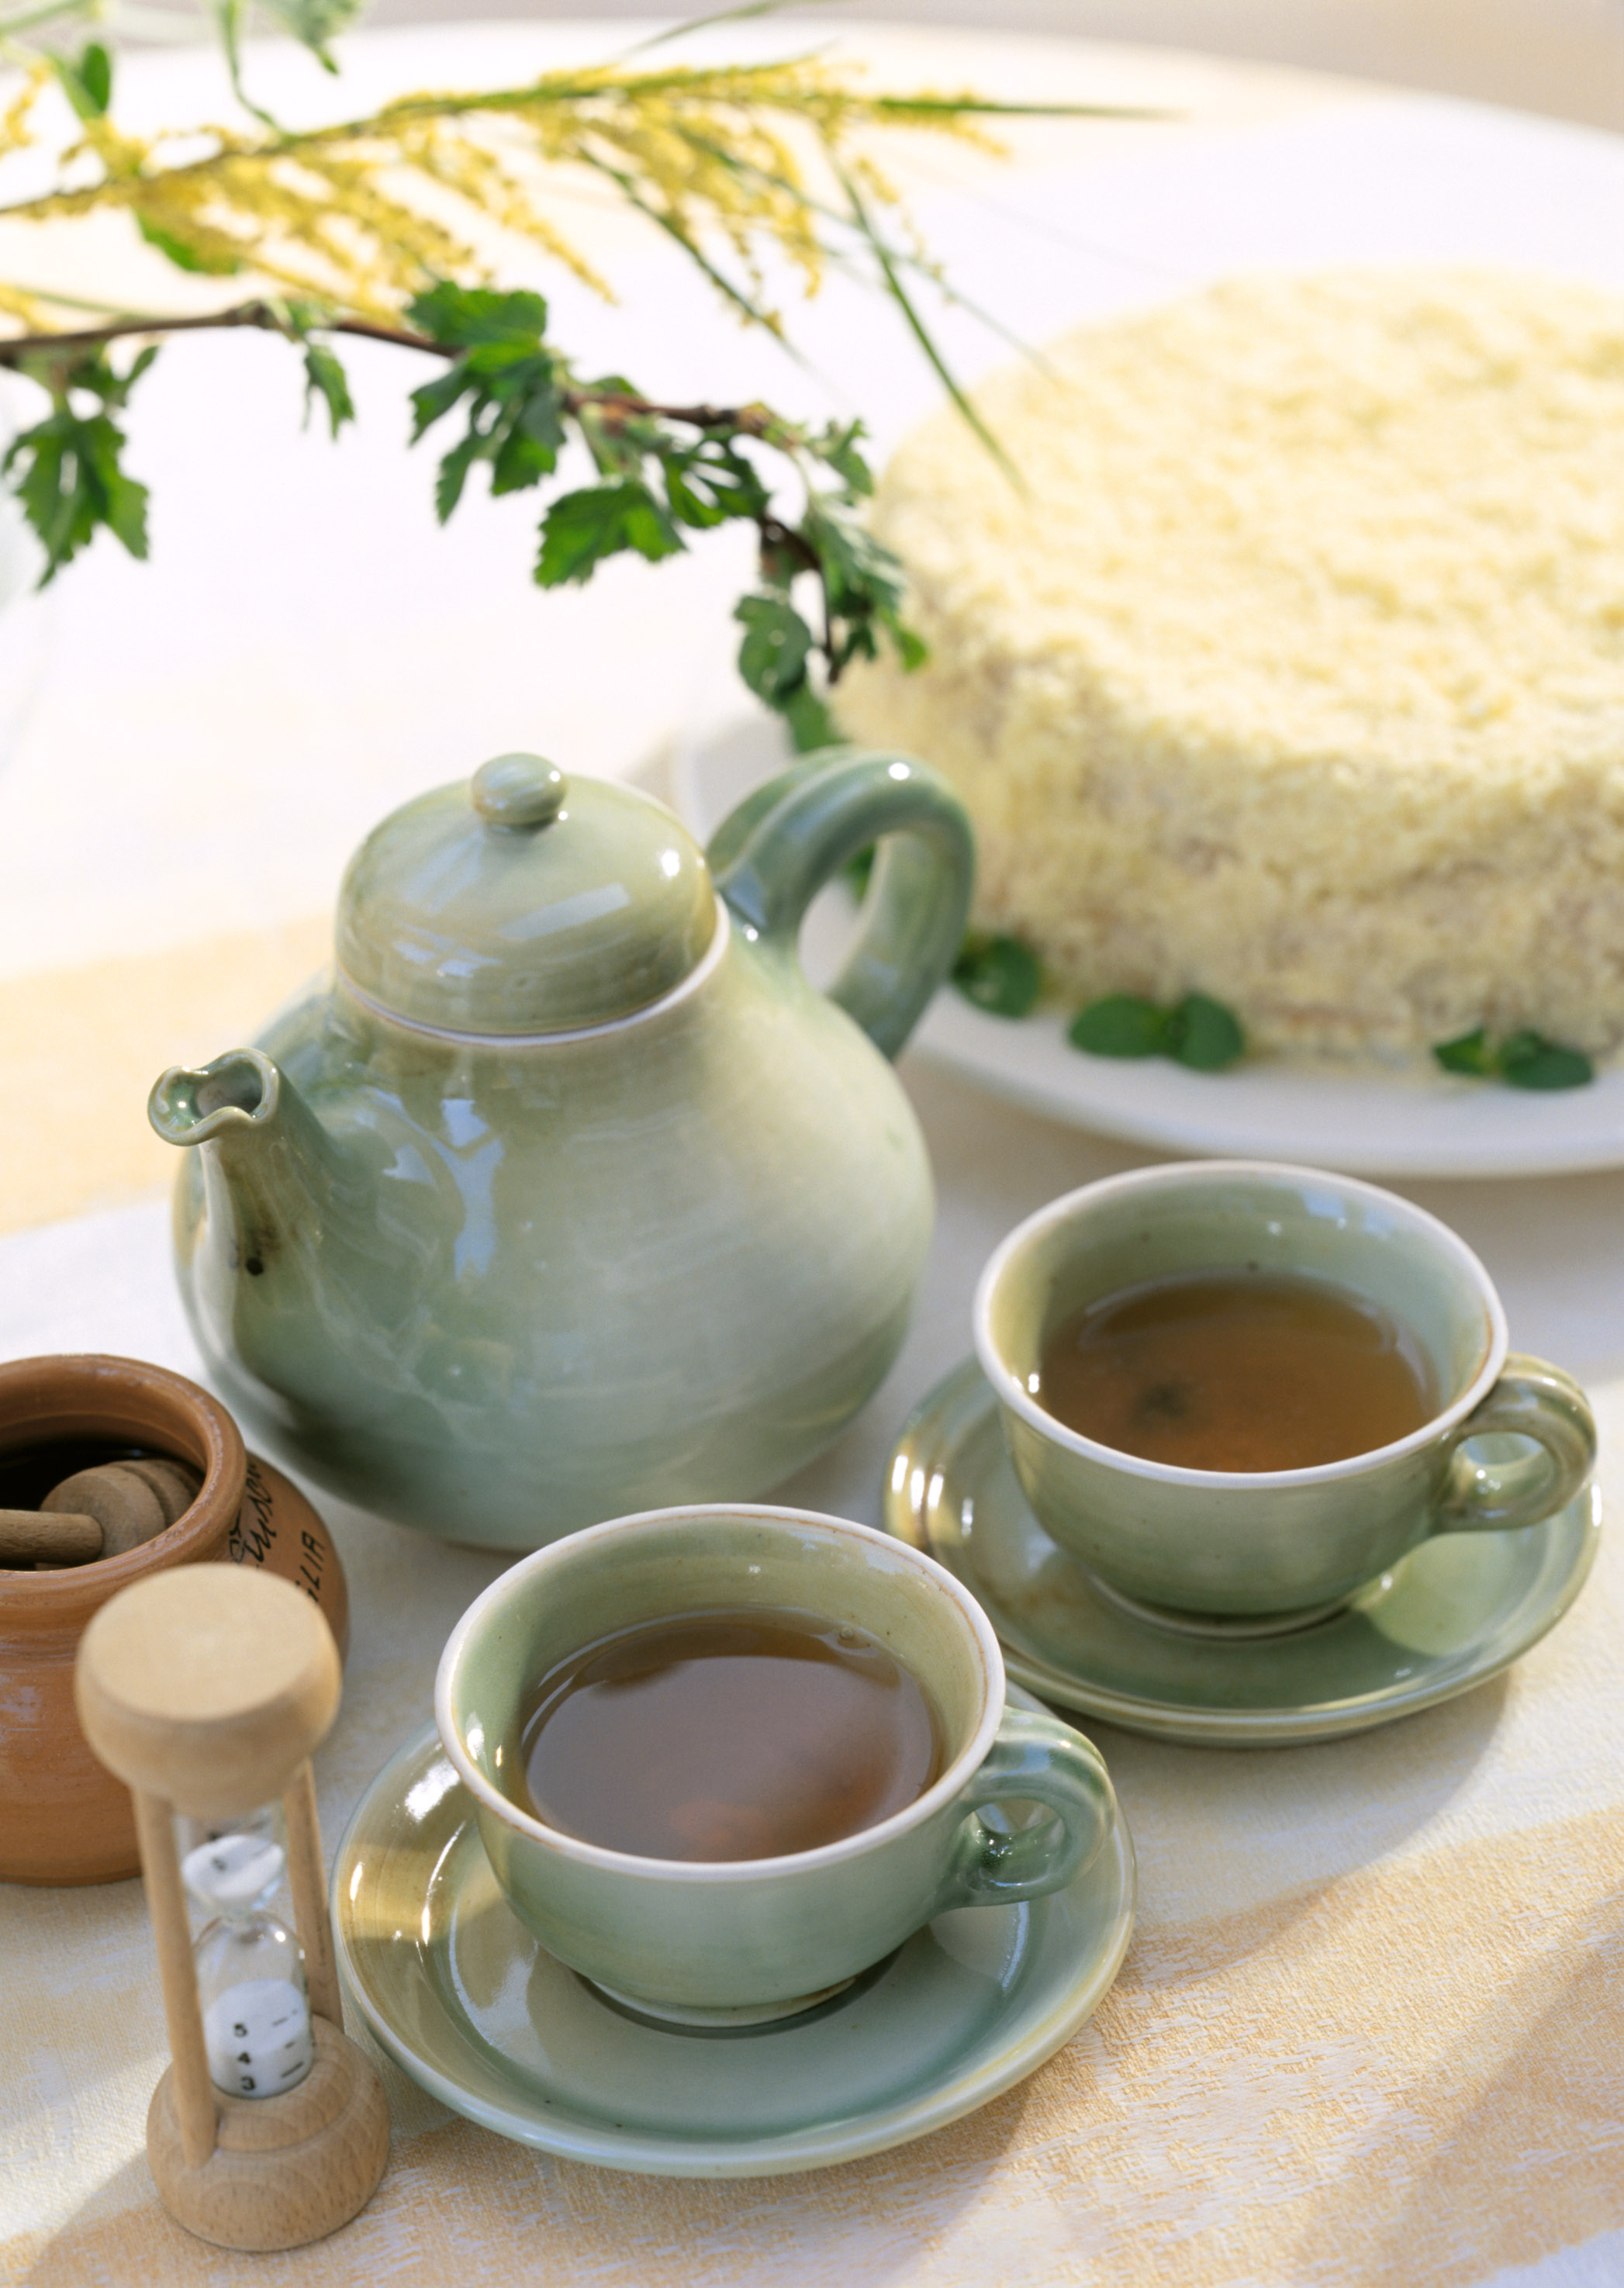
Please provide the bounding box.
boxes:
[0,1353,348,1885]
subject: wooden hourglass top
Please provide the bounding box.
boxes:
[74,1563,340,1819]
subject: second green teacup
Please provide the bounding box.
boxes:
[974,1161,1596,1623]
[436,1505,1115,2023]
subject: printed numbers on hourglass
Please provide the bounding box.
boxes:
[181,1815,314,2100]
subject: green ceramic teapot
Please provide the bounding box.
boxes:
[150,748,973,1547]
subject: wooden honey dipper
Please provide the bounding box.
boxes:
[0,1455,200,1567]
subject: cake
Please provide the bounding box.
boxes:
[834,269,1624,1063]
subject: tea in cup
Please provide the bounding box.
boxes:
[436,1505,1115,2023]
[974,1161,1596,1622]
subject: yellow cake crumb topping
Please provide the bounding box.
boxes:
[834,268,1624,1061]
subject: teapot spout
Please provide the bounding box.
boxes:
[149,1048,367,1291]
[150,1047,284,1149]
[151,1047,430,1468]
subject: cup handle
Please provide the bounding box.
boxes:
[1435,1353,1596,1534]
[931,1707,1115,1913]
[707,747,975,1060]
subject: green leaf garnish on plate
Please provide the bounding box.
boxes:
[953,934,1043,1018]
[1069,992,1245,1070]
[1166,993,1246,1071]
[1069,994,1169,1059]
[1433,1028,1594,1090]
[1433,1027,1497,1077]
[1498,1034,1595,1090]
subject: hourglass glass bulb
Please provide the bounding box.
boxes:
[192,1911,313,2099]
[181,1811,313,2100]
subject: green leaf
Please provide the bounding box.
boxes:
[1069,995,1170,1059]
[79,40,112,113]
[810,419,873,496]
[491,423,560,496]
[387,286,920,714]
[3,403,148,583]
[953,933,1042,1018]
[1499,1032,1595,1091]
[432,427,487,523]
[302,340,354,437]
[782,683,838,752]
[411,370,563,517]
[575,371,638,409]
[1433,1028,1495,1077]
[517,385,567,458]
[607,479,682,563]
[579,413,644,481]
[734,592,813,703]
[795,496,921,682]
[5,422,85,573]
[258,0,365,64]
[461,340,549,381]
[1166,993,1245,1070]
[663,446,767,532]
[831,158,1019,487]
[803,500,904,620]
[621,0,828,56]
[661,458,727,530]
[80,42,112,111]
[407,365,472,441]
[136,216,244,276]
[535,481,682,586]
[407,284,548,351]
[53,41,112,122]
[404,289,573,531]
[81,420,149,557]
[1433,1027,1593,1089]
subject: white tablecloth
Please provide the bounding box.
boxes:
[3,24,1623,2285]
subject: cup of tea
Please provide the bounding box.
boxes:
[974,1160,1596,1623]
[435,1505,1115,2023]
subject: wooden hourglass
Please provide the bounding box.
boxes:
[75,1563,389,2252]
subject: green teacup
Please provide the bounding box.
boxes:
[974,1161,1597,1624]
[435,1505,1114,2024]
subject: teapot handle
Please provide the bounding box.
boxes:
[707,748,974,1059]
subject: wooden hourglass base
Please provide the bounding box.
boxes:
[146,2017,390,2252]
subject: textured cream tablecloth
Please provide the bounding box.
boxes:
[2,22,1624,2286]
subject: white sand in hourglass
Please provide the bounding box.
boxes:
[182,1823,313,2100]
[202,1978,314,2099]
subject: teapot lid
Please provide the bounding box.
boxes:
[336,755,717,1036]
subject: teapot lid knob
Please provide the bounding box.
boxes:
[472,753,567,830]
[340,758,717,1035]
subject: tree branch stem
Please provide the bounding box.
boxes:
[0,299,781,433]
[0,302,436,360]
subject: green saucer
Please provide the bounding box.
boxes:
[883,1359,1602,1747]
[331,1703,1136,2178]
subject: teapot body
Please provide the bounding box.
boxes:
[171,907,933,1546]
